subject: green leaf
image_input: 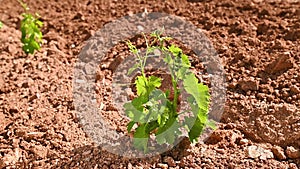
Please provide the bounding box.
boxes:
[183,73,211,142]
[187,116,204,143]
[165,90,170,98]
[124,98,146,123]
[135,75,162,97]
[157,115,162,125]
[156,117,180,145]
[30,40,40,50]
[35,20,43,27]
[144,89,167,122]
[148,75,162,90]
[135,76,148,96]
[177,67,188,80]
[187,96,199,116]
[0,21,3,29]
[20,9,43,54]
[133,124,149,152]
[183,116,194,131]
[127,121,135,133]
[181,54,191,67]
[158,107,170,127]
[183,73,210,112]
[168,45,182,57]
[145,121,159,133]
[177,54,191,80]
[198,110,208,124]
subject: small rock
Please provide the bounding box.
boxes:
[284,29,300,41]
[224,123,236,129]
[286,146,300,159]
[247,145,273,159]
[247,146,261,158]
[238,77,259,91]
[272,146,286,160]
[127,163,133,169]
[265,52,294,74]
[216,148,225,154]
[30,145,48,159]
[108,56,123,71]
[102,165,109,169]
[26,132,44,140]
[127,11,134,16]
[2,149,21,166]
[137,25,144,31]
[72,12,85,20]
[157,163,168,169]
[257,23,269,35]
[82,150,92,156]
[272,39,285,49]
[260,149,274,160]
[239,139,249,145]
[228,82,237,89]
[290,85,300,94]
[7,45,18,55]
[289,163,298,169]
[163,156,176,167]
[266,95,274,102]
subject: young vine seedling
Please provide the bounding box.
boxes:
[19,0,43,54]
[125,30,215,152]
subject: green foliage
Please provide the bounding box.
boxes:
[19,0,43,54]
[125,29,213,152]
[0,21,3,29]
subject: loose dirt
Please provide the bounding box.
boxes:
[0,0,299,168]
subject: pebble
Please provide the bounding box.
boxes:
[216,148,225,154]
[163,156,176,167]
[137,25,144,31]
[127,163,133,169]
[272,146,286,160]
[228,82,237,89]
[289,163,298,169]
[7,45,18,55]
[31,145,48,159]
[238,77,259,91]
[247,146,261,158]
[285,146,300,159]
[157,163,168,169]
[246,145,274,160]
[239,139,249,145]
[290,85,300,94]
[265,52,293,74]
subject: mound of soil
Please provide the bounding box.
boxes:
[0,0,299,168]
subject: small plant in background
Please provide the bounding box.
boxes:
[19,0,43,54]
[125,29,216,152]
[0,21,3,29]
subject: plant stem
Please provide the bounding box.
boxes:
[172,79,178,114]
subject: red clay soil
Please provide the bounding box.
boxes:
[0,0,299,168]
